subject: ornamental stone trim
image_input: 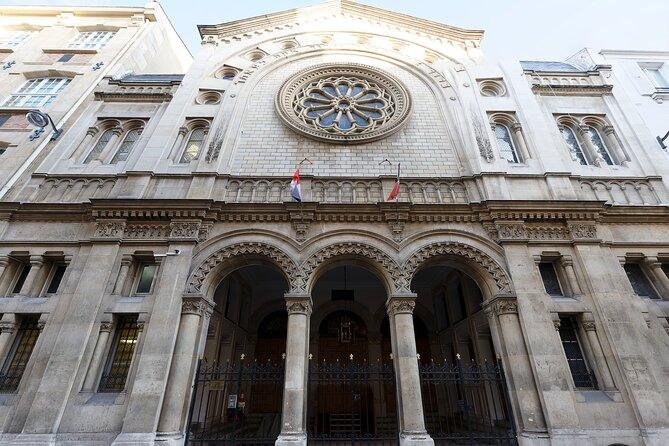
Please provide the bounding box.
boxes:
[285,294,313,315]
[170,220,202,240]
[0,321,17,334]
[93,219,126,239]
[181,295,215,317]
[483,296,518,318]
[186,242,299,293]
[99,322,114,333]
[275,63,412,144]
[386,297,416,316]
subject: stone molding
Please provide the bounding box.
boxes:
[99,322,114,333]
[125,224,171,240]
[483,296,518,319]
[181,295,215,317]
[93,219,126,240]
[0,321,17,334]
[492,221,598,243]
[186,242,299,293]
[169,220,202,240]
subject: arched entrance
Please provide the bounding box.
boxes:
[187,264,287,445]
[308,265,398,445]
[411,264,517,445]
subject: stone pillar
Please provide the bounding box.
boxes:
[71,127,98,160]
[577,125,606,166]
[483,295,546,433]
[602,125,630,166]
[81,320,114,392]
[581,313,616,390]
[511,123,531,161]
[19,255,44,296]
[276,293,311,446]
[560,256,583,297]
[156,295,214,440]
[96,127,123,163]
[0,255,9,290]
[0,314,18,362]
[386,293,434,446]
[645,256,669,297]
[113,255,133,295]
[171,126,188,161]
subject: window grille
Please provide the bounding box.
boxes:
[2,78,70,108]
[11,264,31,294]
[84,129,114,164]
[624,263,659,299]
[68,31,114,49]
[111,128,142,164]
[494,124,519,163]
[98,315,140,392]
[135,263,157,294]
[0,317,41,393]
[179,128,205,163]
[560,126,588,165]
[539,262,563,296]
[45,264,67,294]
[558,315,597,389]
[587,127,614,165]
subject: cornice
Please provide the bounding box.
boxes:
[531,85,613,96]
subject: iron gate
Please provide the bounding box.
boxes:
[186,360,284,445]
[420,359,517,445]
[307,360,398,445]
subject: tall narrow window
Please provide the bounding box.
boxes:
[557,315,597,389]
[68,31,114,49]
[587,127,614,165]
[2,78,70,108]
[0,317,41,393]
[561,126,588,165]
[0,115,10,127]
[179,128,205,163]
[98,315,140,392]
[84,129,114,164]
[11,263,31,295]
[45,264,67,295]
[111,128,142,164]
[135,263,157,294]
[624,263,660,299]
[493,124,519,163]
[539,262,563,296]
[643,66,669,88]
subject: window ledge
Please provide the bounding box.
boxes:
[574,389,623,403]
[0,48,14,54]
[0,107,36,113]
[42,48,98,55]
[84,391,127,406]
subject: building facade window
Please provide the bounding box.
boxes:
[84,129,115,164]
[110,128,142,164]
[586,126,614,165]
[10,263,31,295]
[135,263,157,294]
[0,115,9,127]
[557,116,628,167]
[0,316,41,393]
[0,31,34,48]
[68,31,114,49]
[539,262,563,296]
[493,124,520,163]
[557,315,597,389]
[2,77,71,108]
[640,63,669,89]
[179,128,206,163]
[57,53,74,63]
[44,264,67,295]
[98,315,140,392]
[81,120,145,165]
[624,263,660,299]
[560,126,588,165]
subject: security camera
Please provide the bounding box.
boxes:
[174,249,181,255]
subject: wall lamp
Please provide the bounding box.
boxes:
[658,130,669,150]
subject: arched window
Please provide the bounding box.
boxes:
[2,77,70,108]
[586,126,614,165]
[493,124,519,163]
[179,128,206,163]
[111,128,142,164]
[560,126,588,165]
[84,129,114,164]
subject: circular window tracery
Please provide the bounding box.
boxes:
[276,64,411,144]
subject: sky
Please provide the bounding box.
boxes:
[2,0,668,61]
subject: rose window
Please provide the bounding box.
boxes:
[276,64,411,144]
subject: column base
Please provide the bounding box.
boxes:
[112,433,156,445]
[275,432,307,446]
[399,431,434,446]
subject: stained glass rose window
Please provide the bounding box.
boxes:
[276,64,411,144]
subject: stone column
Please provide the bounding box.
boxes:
[113,255,133,295]
[483,295,546,433]
[560,256,583,297]
[0,314,18,362]
[645,256,669,297]
[602,125,630,166]
[19,255,44,296]
[156,295,214,439]
[96,127,124,163]
[0,255,9,290]
[171,126,188,161]
[70,127,98,160]
[386,293,434,446]
[276,293,312,446]
[581,314,616,390]
[577,125,606,166]
[81,320,114,392]
[511,123,531,161]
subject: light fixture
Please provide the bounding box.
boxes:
[26,110,62,141]
[658,130,669,149]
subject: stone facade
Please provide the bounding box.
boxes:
[0,1,667,446]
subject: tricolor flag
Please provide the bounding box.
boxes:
[386,163,401,201]
[290,169,302,202]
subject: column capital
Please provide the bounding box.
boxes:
[120,254,134,265]
[386,292,417,316]
[99,321,114,333]
[0,255,9,267]
[559,255,574,267]
[483,295,518,319]
[181,294,214,317]
[28,255,44,267]
[0,321,17,334]
[644,256,662,268]
[284,293,312,315]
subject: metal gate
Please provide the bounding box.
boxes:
[307,360,398,445]
[419,359,517,445]
[186,360,284,445]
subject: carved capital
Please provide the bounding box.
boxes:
[0,321,17,334]
[386,295,416,316]
[93,219,126,240]
[181,295,215,317]
[483,296,518,318]
[285,294,312,315]
[86,126,99,137]
[177,126,188,136]
[99,321,114,332]
[0,256,9,268]
[28,255,44,267]
[169,220,201,240]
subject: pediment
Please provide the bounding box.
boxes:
[198,0,483,45]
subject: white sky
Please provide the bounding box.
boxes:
[3,0,668,62]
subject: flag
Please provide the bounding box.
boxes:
[386,163,400,201]
[290,169,302,202]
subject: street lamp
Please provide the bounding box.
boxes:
[26,110,62,141]
[658,130,669,150]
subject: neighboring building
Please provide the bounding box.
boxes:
[0,2,192,195]
[0,1,668,446]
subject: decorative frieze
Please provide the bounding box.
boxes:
[169,220,202,240]
[93,219,126,239]
[492,221,598,242]
[125,224,171,240]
